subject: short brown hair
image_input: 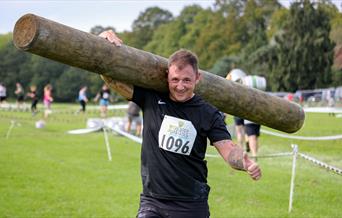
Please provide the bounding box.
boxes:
[168,49,198,73]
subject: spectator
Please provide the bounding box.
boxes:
[26,85,38,115]
[15,82,25,109]
[78,86,88,113]
[94,84,111,117]
[0,83,7,106]
[43,84,53,119]
[125,101,142,136]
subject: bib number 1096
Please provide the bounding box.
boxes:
[158,115,196,156]
[160,134,190,154]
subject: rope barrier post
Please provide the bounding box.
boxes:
[289,144,298,213]
[5,120,16,139]
[103,127,112,161]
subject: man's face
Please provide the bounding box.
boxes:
[167,64,200,102]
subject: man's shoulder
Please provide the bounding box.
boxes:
[194,95,218,111]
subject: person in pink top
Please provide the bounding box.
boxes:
[43,84,53,119]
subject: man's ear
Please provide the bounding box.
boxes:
[196,72,202,84]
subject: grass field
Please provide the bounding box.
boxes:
[0,103,341,218]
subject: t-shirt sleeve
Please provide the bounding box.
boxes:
[208,111,231,145]
[132,86,146,108]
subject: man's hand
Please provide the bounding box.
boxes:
[243,153,261,180]
[98,30,123,46]
[214,140,262,181]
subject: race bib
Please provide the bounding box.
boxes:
[158,115,197,156]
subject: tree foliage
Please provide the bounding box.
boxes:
[130,7,173,49]
[270,0,335,91]
[0,0,340,103]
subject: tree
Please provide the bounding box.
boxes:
[0,41,31,97]
[209,55,240,77]
[214,0,247,17]
[238,0,270,74]
[130,7,173,49]
[270,0,335,91]
[144,5,204,58]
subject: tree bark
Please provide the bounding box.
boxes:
[13,13,305,133]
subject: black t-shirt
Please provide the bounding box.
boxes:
[133,86,231,201]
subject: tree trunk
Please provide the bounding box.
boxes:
[13,13,305,133]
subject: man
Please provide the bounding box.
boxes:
[240,75,266,159]
[225,69,247,150]
[125,101,142,136]
[99,30,261,217]
[244,119,261,159]
[78,86,88,113]
[15,82,25,109]
[94,84,111,117]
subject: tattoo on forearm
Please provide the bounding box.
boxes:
[227,147,245,171]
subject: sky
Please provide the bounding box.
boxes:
[1,0,216,34]
[1,1,341,35]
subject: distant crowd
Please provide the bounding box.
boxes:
[0,82,113,118]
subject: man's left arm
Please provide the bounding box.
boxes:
[213,140,261,180]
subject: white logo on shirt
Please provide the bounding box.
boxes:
[158,115,197,156]
[158,100,166,105]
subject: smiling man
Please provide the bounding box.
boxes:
[99,30,261,218]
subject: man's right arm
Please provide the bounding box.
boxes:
[98,30,133,100]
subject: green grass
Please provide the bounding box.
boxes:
[0,105,341,217]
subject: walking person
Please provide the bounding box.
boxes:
[26,85,38,115]
[226,69,248,150]
[0,83,7,107]
[15,82,25,109]
[125,101,142,136]
[43,84,53,119]
[94,84,111,117]
[244,120,261,159]
[78,86,88,113]
[99,30,261,217]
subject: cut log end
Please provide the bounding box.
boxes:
[298,106,306,131]
[13,13,38,50]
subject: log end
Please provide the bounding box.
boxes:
[13,13,39,50]
[297,106,306,131]
[288,104,306,133]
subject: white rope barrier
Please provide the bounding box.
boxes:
[111,126,142,144]
[0,103,129,114]
[303,107,342,113]
[261,129,342,141]
[298,152,342,175]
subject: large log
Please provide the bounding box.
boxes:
[13,13,305,133]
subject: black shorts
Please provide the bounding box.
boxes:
[234,116,244,126]
[137,194,210,218]
[17,95,24,102]
[245,124,261,137]
[0,96,6,102]
[128,114,142,125]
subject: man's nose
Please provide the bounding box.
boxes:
[175,81,186,90]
